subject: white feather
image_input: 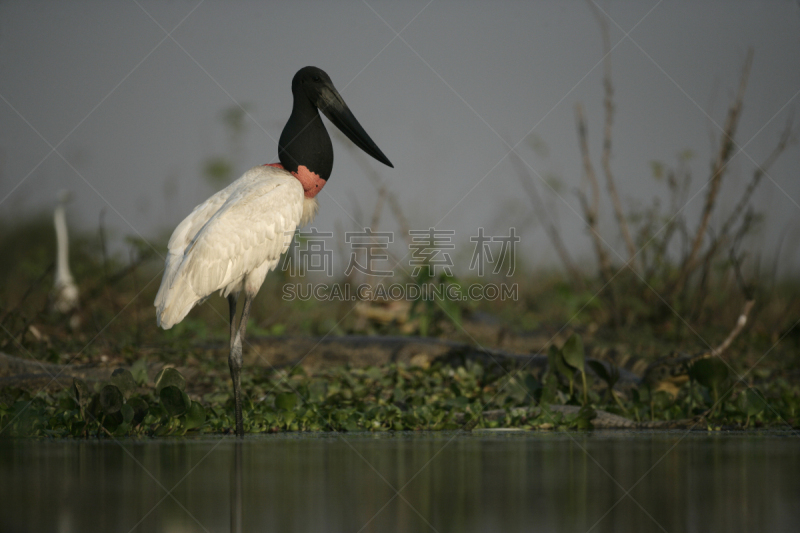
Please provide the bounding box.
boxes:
[52,196,79,314]
[154,165,318,329]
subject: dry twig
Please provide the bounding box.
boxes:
[575,103,613,282]
[509,150,584,289]
[718,115,794,241]
[587,0,638,268]
[677,49,754,291]
[712,299,755,357]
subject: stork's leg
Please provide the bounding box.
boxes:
[228,293,239,353]
[227,293,243,437]
[229,293,253,437]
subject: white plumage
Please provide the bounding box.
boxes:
[154,66,392,436]
[52,192,79,314]
[154,165,318,328]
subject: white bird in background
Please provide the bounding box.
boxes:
[155,66,393,436]
[52,190,80,316]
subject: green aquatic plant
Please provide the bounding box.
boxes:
[736,388,767,428]
[0,365,207,437]
[587,360,626,413]
[689,358,730,417]
[1,348,797,437]
[561,334,588,406]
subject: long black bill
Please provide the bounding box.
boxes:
[317,86,394,168]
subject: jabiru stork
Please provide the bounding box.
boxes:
[154,66,393,436]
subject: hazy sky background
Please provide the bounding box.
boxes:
[1,0,799,277]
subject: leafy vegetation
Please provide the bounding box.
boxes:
[1,326,797,438]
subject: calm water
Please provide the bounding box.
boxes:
[1,431,798,533]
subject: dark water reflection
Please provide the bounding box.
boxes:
[1,431,798,532]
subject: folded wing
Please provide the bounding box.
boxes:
[155,166,304,328]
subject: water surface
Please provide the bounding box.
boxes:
[1,431,797,532]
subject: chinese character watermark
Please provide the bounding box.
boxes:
[408,228,455,277]
[469,227,519,276]
[344,228,394,277]
[281,228,333,276]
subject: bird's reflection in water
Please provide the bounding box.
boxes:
[230,440,243,533]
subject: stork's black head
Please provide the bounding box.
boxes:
[290,66,334,102]
[279,66,393,186]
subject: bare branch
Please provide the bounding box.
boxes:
[369,182,388,231]
[688,110,792,281]
[588,0,638,267]
[0,263,53,331]
[702,229,757,355]
[575,103,613,282]
[508,150,585,289]
[678,49,754,289]
[729,236,755,300]
[361,174,412,285]
[711,299,754,357]
[384,190,412,248]
[350,143,412,248]
[718,115,794,240]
